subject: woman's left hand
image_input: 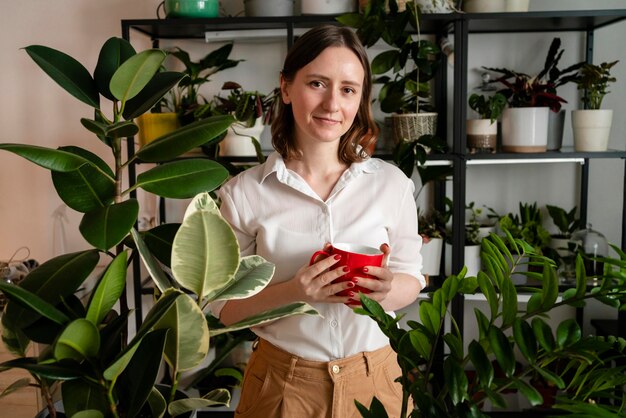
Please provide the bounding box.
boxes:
[349,243,394,304]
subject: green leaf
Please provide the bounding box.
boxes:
[556,318,581,348]
[210,302,319,336]
[531,364,565,389]
[477,272,498,320]
[94,37,137,101]
[514,378,543,406]
[3,250,99,331]
[62,379,109,418]
[212,255,275,301]
[371,50,399,74]
[408,329,432,358]
[131,228,172,294]
[54,318,100,361]
[419,302,441,336]
[24,44,100,108]
[110,49,166,104]
[0,357,83,380]
[0,144,89,172]
[541,263,559,309]
[136,115,235,163]
[81,118,108,137]
[532,318,555,352]
[137,159,228,199]
[500,275,518,327]
[513,319,537,363]
[144,387,166,418]
[443,333,464,360]
[52,146,115,213]
[79,199,139,250]
[152,291,209,372]
[142,223,180,268]
[168,391,231,415]
[171,194,239,302]
[468,341,493,388]
[488,326,515,377]
[118,329,168,418]
[575,254,587,298]
[0,378,31,399]
[444,357,468,405]
[123,71,186,119]
[0,281,69,326]
[86,251,127,326]
[105,120,139,138]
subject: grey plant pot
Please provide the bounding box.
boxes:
[547,109,565,151]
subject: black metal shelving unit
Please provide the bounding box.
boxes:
[121,6,626,374]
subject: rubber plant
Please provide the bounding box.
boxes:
[355,232,626,418]
[0,37,316,418]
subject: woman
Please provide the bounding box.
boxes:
[214,24,425,418]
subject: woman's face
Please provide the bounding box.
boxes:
[281,46,364,148]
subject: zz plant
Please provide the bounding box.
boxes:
[0,37,315,418]
[356,232,626,418]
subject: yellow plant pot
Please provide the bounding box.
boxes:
[136,113,180,146]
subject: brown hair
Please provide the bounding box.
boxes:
[271,25,379,163]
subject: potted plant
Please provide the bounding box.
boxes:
[467,92,507,153]
[339,0,442,144]
[444,200,484,277]
[355,232,626,418]
[0,37,316,418]
[571,61,619,152]
[484,58,567,153]
[418,208,448,278]
[200,81,279,160]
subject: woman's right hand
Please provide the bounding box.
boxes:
[290,251,355,304]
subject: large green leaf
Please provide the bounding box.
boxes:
[123,71,186,120]
[210,302,319,336]
[171,193,239,302]
[24,44,100,108]
[513,319,537,363]
[3,250,100,329]
[0,281,69,325]
[0,378,31,399]
[106,120,139,138]
[0,357,83,380]
[94,37,137,101]
[79,199,139,250]
[468,340,493,388]
[556,318,581,348]
[0,144,90,172]
[532,318,555,352]
[62,378,109,417]
[136,159,228,199]
[136,115,235,163]
[86,251,127,326]
[52,146,115,213]
[144,387,166,418]
[212,255,275,302]
[168,390,231,415]
[54,318,100,361]
[142,223,180,268]
[152,291,209,372]
[488,326,515,377]
[110,49,166,104]
[118,329,168,418]
[131,229,172,294]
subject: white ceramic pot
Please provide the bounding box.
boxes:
[219,118,265,157]
[501,107,549,153]
[244,0,294,16]
[301,0,357,14]
[420,237,443,276]
[445,243,481,277]
[571,109,613,152]
[415,0,456,13]
[477,225,496,241]
[463,0,505,13]
[505,0,529,11]
[466,118,498,153]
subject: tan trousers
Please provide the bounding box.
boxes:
[234,339,405,418]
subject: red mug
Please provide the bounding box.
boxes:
[309,243,384,298]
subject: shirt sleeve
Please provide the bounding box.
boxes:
[387,177,426,289]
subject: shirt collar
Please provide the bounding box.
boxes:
[260,150,381,184]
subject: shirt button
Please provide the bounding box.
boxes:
[332,365,341,374]
[330,320,338,328]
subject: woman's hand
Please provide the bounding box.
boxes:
[289,244,355,304]
[349,243,394,305]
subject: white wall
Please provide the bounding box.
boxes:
[0,1,624,328]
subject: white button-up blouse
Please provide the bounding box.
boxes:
[214,151,424,361]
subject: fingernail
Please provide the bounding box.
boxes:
[353,278,358,284]
[348,291,355,297]
[362,267,368,273]
[347,281,355,288]
[343,266,350,272]
[334,255,341,260]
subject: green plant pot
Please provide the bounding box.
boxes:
[165,0,219,18]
